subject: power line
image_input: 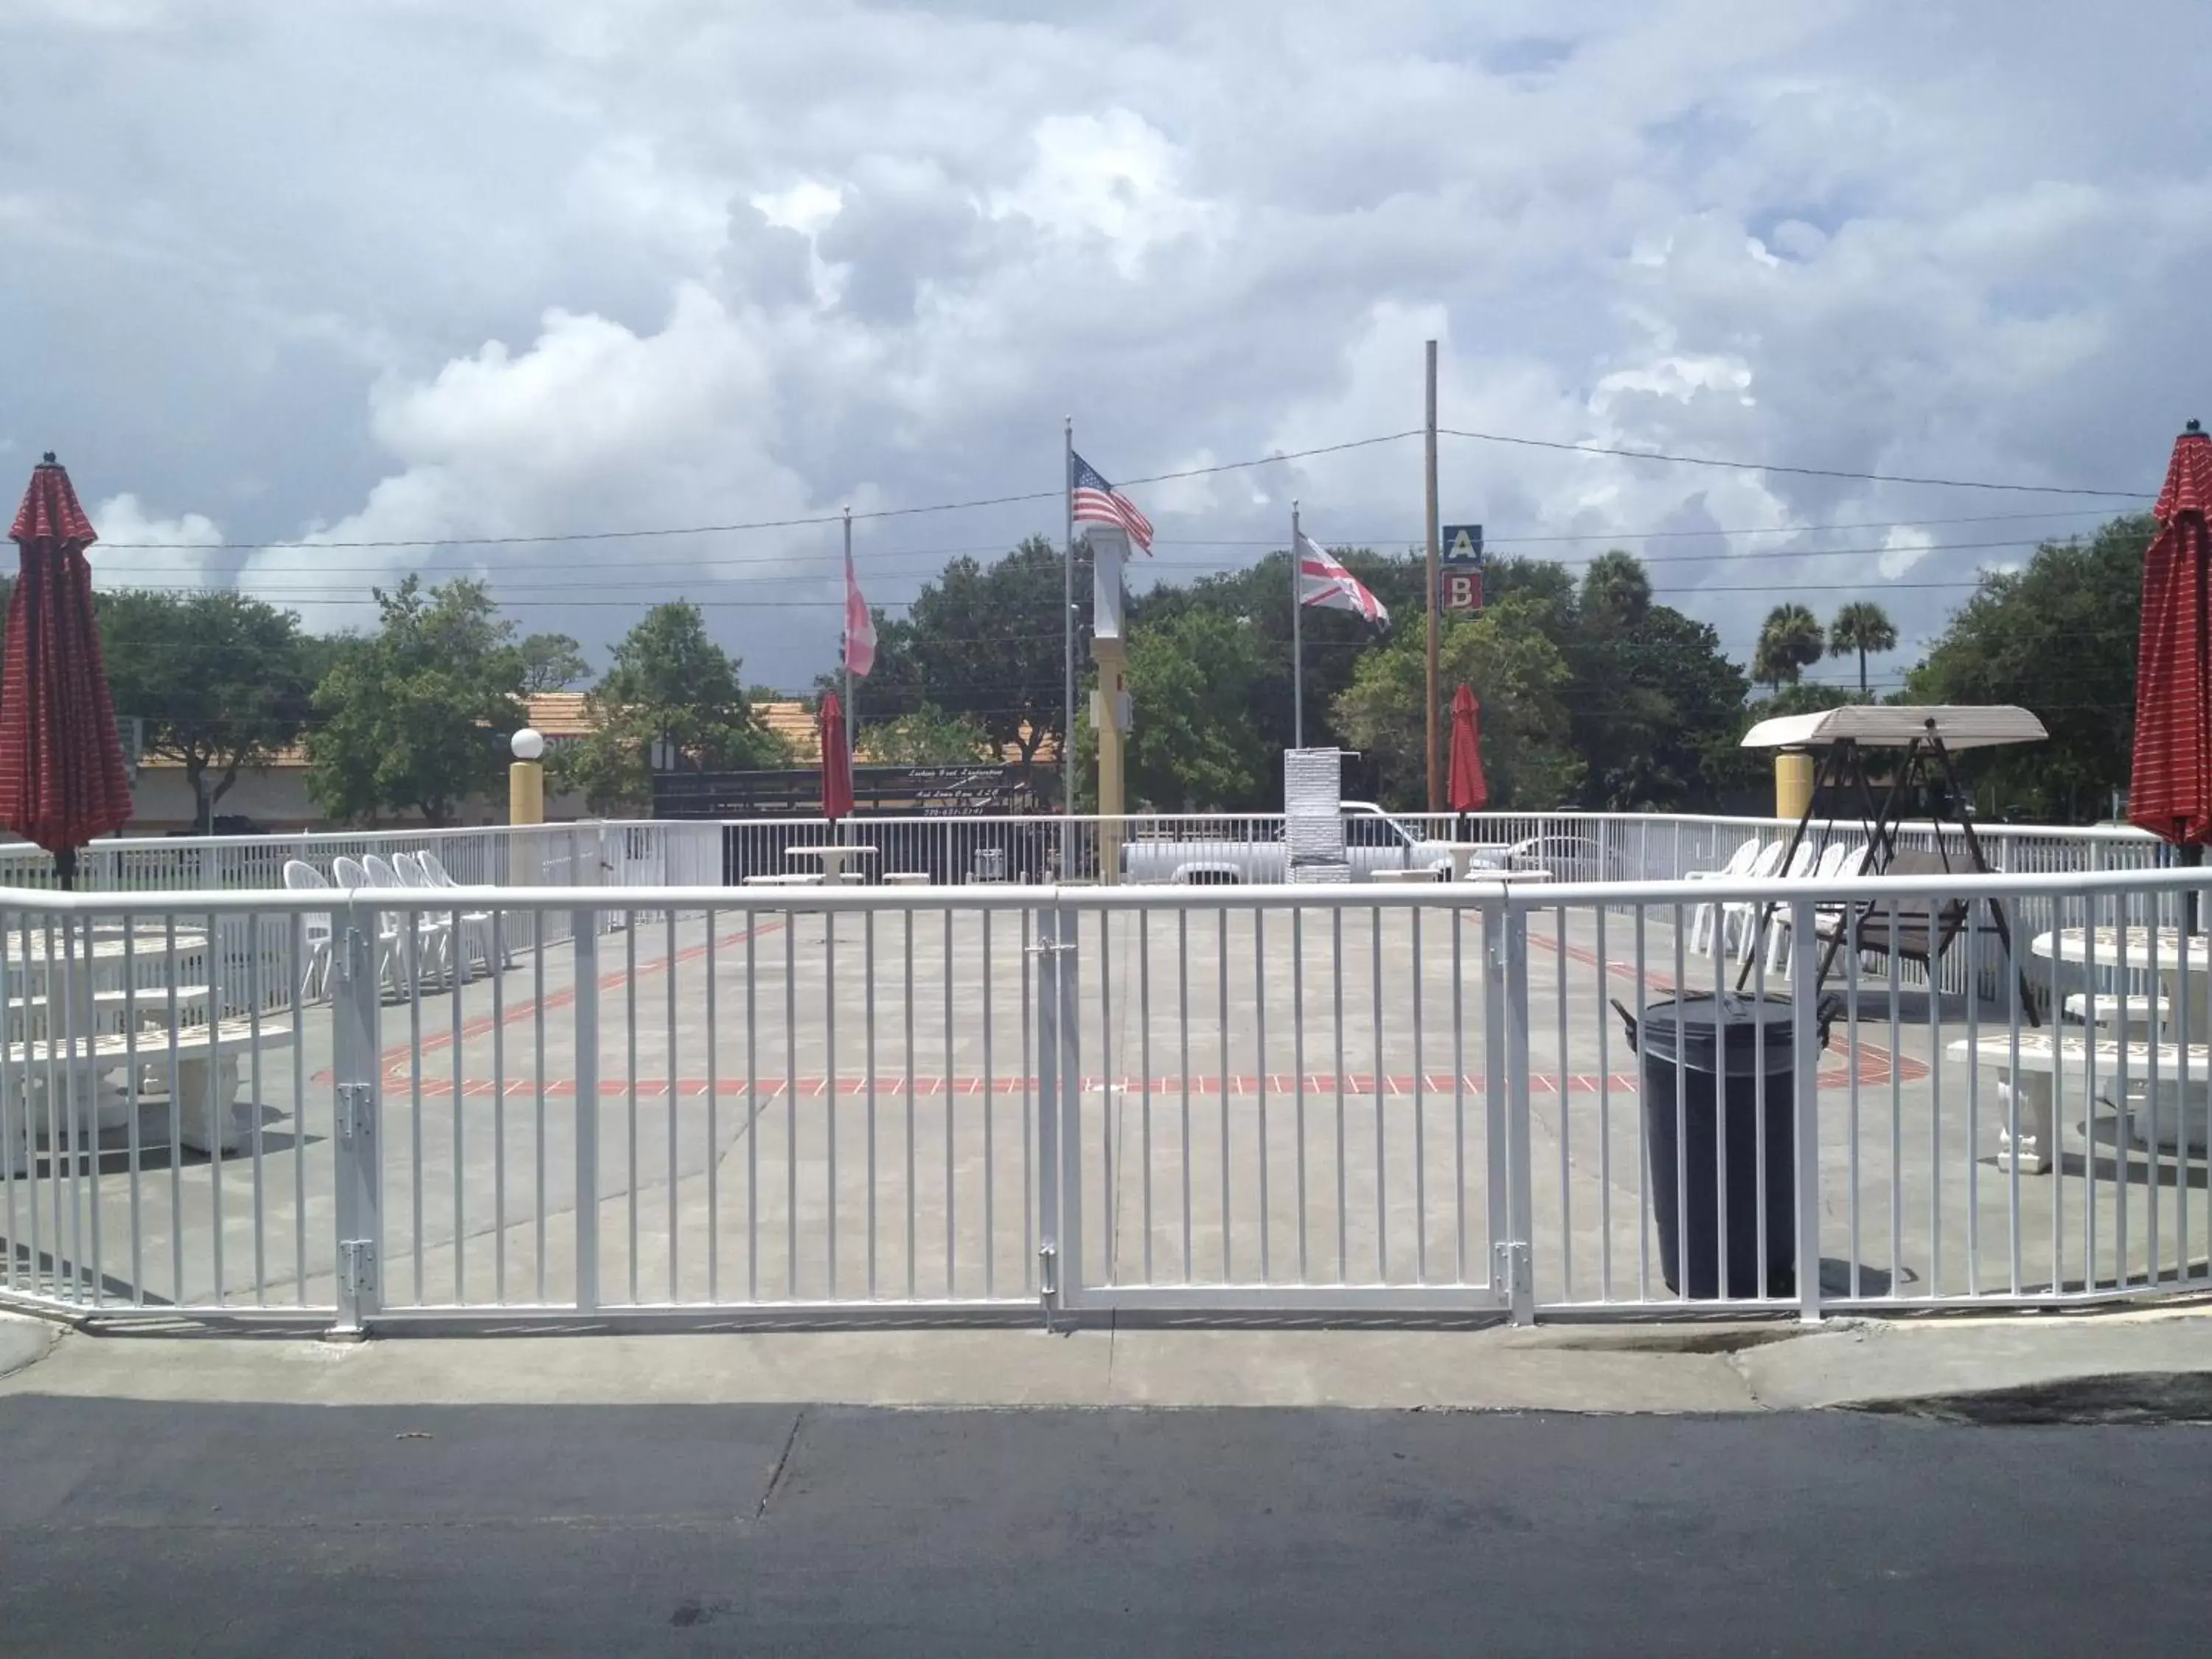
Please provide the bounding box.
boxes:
[87,425,2152,552]
[1437,428,2152,498]
[88,529,2073,581]
[92,431,1424,552]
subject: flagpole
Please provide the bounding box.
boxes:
[1291,498,1304,751]
[1062,416,1076,875]
[842,505,855,768]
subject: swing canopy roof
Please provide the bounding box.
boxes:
[1739,703,2047,753]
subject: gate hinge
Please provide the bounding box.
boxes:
[337,1083,375,1144]
[1492,1239,1531,1297]
[340,1239,378,1296]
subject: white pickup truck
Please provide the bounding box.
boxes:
[1119,803,1476,886]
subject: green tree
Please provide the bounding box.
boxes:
[557,602,786,813]
[862,703,994,765]
[1827,601,1898,697]
[517,632,590,694]
[306,577,526,825]
[1752,603,1826,690]
[99,589,314,832]
[1128,543,1411,767]
[894,535,1091,776]
[1116,609,1276,810]
[1571,586,1750,810]
[1334,593,1583,810]
[1906,515,2154,819]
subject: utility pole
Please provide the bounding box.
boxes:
[1291,497,1304,750]
[1424,339,1442,813]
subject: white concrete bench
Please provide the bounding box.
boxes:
[743,872,824,887]
[883,872,931,886]
[1947,1030,2212,1174]
[2062,992,2169,1040]
[1368,868,1442,885]
[6,1016,296,1161]
[10,984,212,1027]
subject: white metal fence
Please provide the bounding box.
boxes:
[5,854,2212,1333]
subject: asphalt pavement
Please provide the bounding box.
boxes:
[4,1394,2210,1657]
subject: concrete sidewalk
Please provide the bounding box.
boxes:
[7,1303,2212,1417]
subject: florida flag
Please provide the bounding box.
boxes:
[843,543,876,677]
[1296,531,1389,627]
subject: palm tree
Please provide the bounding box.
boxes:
[1752,604,1825,692]
[1580,549,1651,629]
[1828,601,1899,697]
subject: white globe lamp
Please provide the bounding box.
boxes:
[510,728,546,825]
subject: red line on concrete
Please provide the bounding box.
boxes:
[371,914,787,1076]
[383,1067,1899,1100]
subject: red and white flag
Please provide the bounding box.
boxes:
[843,543,876,678]
[1296,531,1389,627]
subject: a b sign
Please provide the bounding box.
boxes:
[1441,524,1484,564]
[1443,568,1483,612]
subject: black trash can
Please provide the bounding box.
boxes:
[1613,993,1823,1299]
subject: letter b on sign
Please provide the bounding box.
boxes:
[1443,570,1483,611]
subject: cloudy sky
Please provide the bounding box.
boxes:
[4,0,2206,692]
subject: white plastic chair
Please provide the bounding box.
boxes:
[419,848,512,970]
[1766,841,1864,975]
[1717,840,1789,960]
[333,855,401,993]
[282,860,334,1002]
[363,853,454,986]
[397,851,495,978]
[1686,838,1760,955]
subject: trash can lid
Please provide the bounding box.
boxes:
[1618,992,1802,1076]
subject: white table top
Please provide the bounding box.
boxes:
[2031,927,2212,971]
[787,844,877,860]
[3,928,209,967]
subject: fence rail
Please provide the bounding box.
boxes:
[4,855,2210,1333]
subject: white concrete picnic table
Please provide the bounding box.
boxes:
[1427,842,1492,880]
[2032,927,2212,1040]
[1,925,291,1164]
[1946,1028,2211,1173]
[786,843,877,883]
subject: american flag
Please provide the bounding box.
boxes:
[1070,451,1153,553]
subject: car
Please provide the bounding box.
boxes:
[1475,832,1620,884]
[1120,802,1458,885]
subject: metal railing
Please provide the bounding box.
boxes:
[5,857,2208,1332]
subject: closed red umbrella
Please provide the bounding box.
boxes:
[818,692,853,821]
[1447,683,1488,815]
[0,454,133,887]
[2129,420,2212,863]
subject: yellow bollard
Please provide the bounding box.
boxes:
[1774,750,1815,823]
[509,729,546,827]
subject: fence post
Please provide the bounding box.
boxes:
[573,911,599,1315]
[1790,897,1822,1324]
[1500,904,1535,1325]
[1033,904,1078,1326]
[328,903,382,1339]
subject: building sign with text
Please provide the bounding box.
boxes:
[1440,523,1484,611]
